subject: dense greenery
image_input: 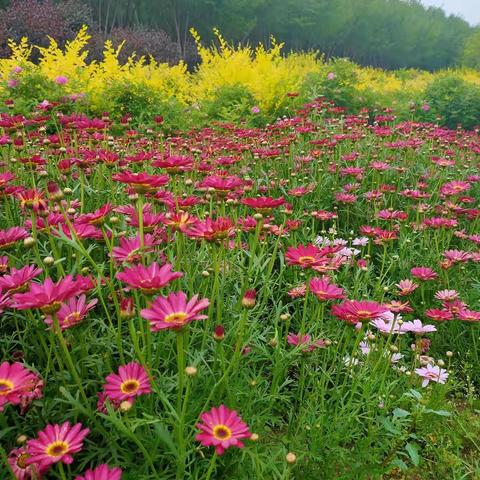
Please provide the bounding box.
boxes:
[0,0,479,70]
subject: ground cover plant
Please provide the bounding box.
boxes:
[0,96,479,479]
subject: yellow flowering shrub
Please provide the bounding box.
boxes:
[0,26,479,123]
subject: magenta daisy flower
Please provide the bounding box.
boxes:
[8,447,47,480]
[0,227,29,250]
[44,295,98,330]
[26,422,89,467]
[116,262,183,294]
[309,277,345,301]
[0,361,41,412]
[141,291,209,331]
[103,362,151,402]
[12,275,82,314]
[0,265,42,293]
[196,404,251,455]
[75,464,123,480]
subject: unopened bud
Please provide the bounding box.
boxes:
[286,452,297,464]
[185,366,197,377]
[119,400,133,412]
[213,325,225,341]
[24,237,36,247]
[43,256,54,265]
[242,289,256,309]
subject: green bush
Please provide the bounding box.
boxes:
[203,83,256,122]
[425,75,480,130]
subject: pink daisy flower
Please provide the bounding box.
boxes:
[0,265,42,293]
[309,277,344,301]
[0,362,41,412]
[103,362,151,402]
[0,227,29,250]
[196,404,251,455]
[141,291,209,331]
[116,262,182,294]
[410,267,437,281]
[8,447,48,480]
[26,422,89,467]
[415,364,448,387]
[111,234,159,264]
[12,276,82,314]
[75,464,123,480]
[44,295,98,330]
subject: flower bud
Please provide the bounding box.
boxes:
[119,400,133,412]
[185,366,197,377]
[23,237,36,248]
[213,325,225,341]
[242,289,256,309]
[286,452,297,464]
[43,256,54,266]
[47,181,63,201]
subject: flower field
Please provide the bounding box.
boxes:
[0,93,479,479]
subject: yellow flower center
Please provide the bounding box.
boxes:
[120,379,140,394]
[63,312,81,326]
[0,379,13,395]
[298,255,315,264]
[16,453,29,469]
[164,312,188,325]
[46,441,69,457]
[213,424,232,441]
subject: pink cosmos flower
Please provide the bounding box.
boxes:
[75,464,123,480]
[0,265,42,292]
[8,447,47,480]
[12,276,82,314]
[103,362,151,402]
[309,277,344,301]
[116,262,182,294]
[44,295,98,330]
[141,291,209,331]
[26,422,89,467]
[196,405,251,455]
[415,364,448,387]
[0,362,41,412]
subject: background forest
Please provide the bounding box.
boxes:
[0,0,479,70]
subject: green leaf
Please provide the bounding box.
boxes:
[393,408,410,418]
[405,442,420,466]
[381,417,402,436]
[424,408,451,417]
[390,458,408,471]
